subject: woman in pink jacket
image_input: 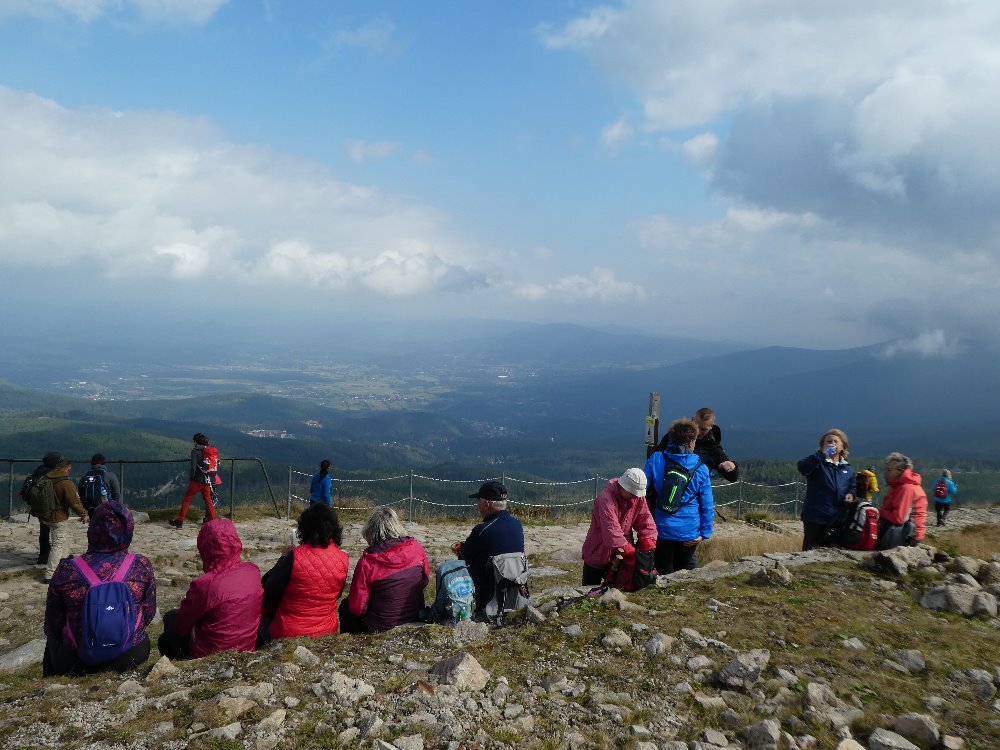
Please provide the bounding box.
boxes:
[157,519,263,659]
[581,468,657,586]
[877,452,928,549]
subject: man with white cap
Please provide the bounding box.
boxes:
[580,468,657,586]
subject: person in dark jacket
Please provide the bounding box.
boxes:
[77,453,122,512]
[170,433,219,528]
[645,418,714,573]
[158,519,262,659]
[656,407,739,482]
[451,481,524,614]
[258,504,349,645]
[340,506,430,634]
[798,428,856,550]
[43,501,156,676]
[24,452,61,564]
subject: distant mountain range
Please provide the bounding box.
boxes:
[0,321,996,478]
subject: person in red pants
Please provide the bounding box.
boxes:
[170,433,220,528]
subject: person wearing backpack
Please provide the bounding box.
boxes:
[20,452,62,564]
[158,519,263,659]
[340,506,430,634]
[797,428,856,551]
[42,500,155,676]
[77,453,122,513]
[643,418,714,574]
[581,468,657,587]
[933,469,958,526]
[170,433,219,528]
[32,456,90,582]
[451,481,525,616]
[310,459,333,506]
[855,466,880,502]
[878,452,928,549]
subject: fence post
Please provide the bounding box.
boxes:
[286,466,292,520]
[229,458,235,519]
[408,469,414,524]
[7,460,13,519]
[594,475,599,499]
[737,480,744,520]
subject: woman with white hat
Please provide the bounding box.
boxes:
[581,467,657,587]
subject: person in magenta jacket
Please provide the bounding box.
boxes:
[158,519,262,659]
[581,468,657,585]
[877,452,928,548]
[340,506,430,634]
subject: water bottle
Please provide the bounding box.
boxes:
[288,528,298,547]
[458,605,471,622]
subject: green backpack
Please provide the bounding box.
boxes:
[28,476,64,523]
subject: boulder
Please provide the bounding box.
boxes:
[430,652,490,691]
[0,639,46,674]
[893,712,940,749]
[717,649,770,689]
[868,727,920,750]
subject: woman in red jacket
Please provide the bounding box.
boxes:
[258,504,349,644]
[158,519,262,659]
[340,506,430,634]
[877,452,928,549]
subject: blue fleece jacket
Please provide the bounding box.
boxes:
[643,448,714,542]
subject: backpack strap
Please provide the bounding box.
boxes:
[72,553,136,585]
[111,554,136,583]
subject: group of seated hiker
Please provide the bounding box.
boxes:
[43,482,529,677]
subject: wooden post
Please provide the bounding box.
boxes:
[645,392,661,459]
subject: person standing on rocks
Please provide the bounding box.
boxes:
[644,418,714,574]
[77,453,122,513]
[932,469,958,526]
[798,428,855,551]
[33,456,89,583]
[170,432,219,528]
[581,468,657,586]
[451,481,524,616]
[21,452,62,565]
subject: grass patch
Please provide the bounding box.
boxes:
[699,531,803,563]
[941,523,1000,559]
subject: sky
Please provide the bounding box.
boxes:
[1,0,998,351]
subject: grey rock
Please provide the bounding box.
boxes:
[292,645,319,666]
[312,671,376,703]
[357,714,384,738]
[749,561,793,586]
[602,628,633,649]
[893,649,926,673]
[693,692,727,710]
[893,713,940,749]
[868,728,920,750]
[719,708,742,729]
[117,679,145,696]
[744,719,781,749]
[431,652,490,691]
[718,648,770,689]
[973,591,998,616]
[560,624,583,637]
[0,639,45,673]
[393,735,425,750]
[921,585,978,616]
[687,655,714,671]
[259,709,286,730]
[338,727,360,745]
[524,605,546,623]
[947,556,983,577]
[452,619,490,645]
[834,741,865,750]
[371,740,397,750]
[804,681,863,729]
[841,637,866,650]
[201,722,242,741]
[702,727,729,746]
[941,736,965,749]
[644,632,676,657]
[218,695,257,719]
[681,627,709,647]
[145,654,179,682]
[979,561,1000,586]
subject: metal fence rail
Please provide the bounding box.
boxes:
[4,457,281,520]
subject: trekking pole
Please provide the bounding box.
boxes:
[587,551,624,598]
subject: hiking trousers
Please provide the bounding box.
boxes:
[44,520,71,580]
[177,480,217,522]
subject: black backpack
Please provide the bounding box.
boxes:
[649,456,704,515]
[78,468,109,512]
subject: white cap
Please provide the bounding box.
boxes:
[619,468,647,497]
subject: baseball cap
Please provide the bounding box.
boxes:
[469,480,508,503]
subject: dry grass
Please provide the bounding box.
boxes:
[699,529,803,563]
[936,523,1000,560]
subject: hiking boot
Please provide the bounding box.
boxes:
[168,518,184,529]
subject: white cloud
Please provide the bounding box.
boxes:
[0,86,485,297]
[0,0,228,23]
[327,14,397,54]
[680,132,718,163]
[879,330,962,359]
[515,267,645,302]
[537,6,619,49]
[345,139,402,163]
[600,116,633,150]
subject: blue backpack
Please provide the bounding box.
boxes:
[423,560,476,624]
[71,554,140,665]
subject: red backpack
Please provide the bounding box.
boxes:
[933,479,948,498]
[201,445,220,474]
[839,501,879,551]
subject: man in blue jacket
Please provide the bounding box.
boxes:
[451,481,524,614]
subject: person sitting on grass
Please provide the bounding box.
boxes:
[157,518,262,659]
[340,506,430,634]
[43,501,156,676]
[257,503,349,645]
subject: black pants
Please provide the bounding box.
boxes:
[935,502,950,525]
[802,522,836,551]
[43,633,150,677]
[37,522,51,564]
[337,599,372,635]
[654,539,697,574]
[156,610,191,660]
[581,563,609,586]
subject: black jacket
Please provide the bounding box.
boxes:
[657,424,739,482]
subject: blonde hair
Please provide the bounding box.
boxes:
[818,428,849,458]
[884,452,913,472]
[942,469,952,480]
[362,506,408,546]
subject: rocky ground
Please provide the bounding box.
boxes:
[0,507,998,750]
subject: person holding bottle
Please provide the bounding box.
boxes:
[797,428,856,551]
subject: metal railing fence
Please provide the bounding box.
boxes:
[4,457,281,520]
